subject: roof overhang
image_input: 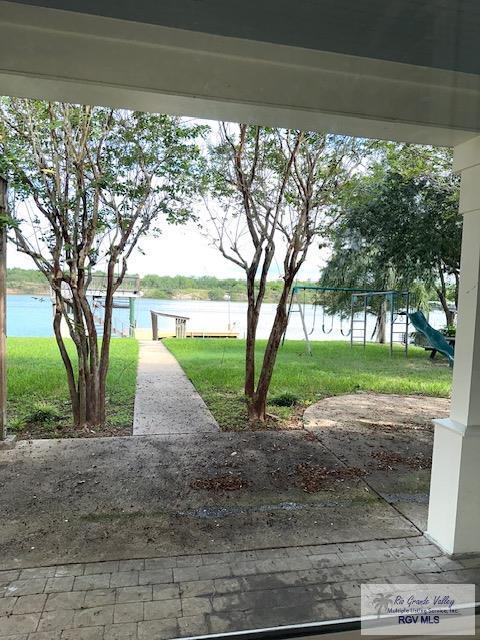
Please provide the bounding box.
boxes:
[1,1,480,146]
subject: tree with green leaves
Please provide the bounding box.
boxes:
[206,124,362,422]
[319,230,431,341]
[320,144,461,327]
[0,99,205,428]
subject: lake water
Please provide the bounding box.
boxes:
[7,294,447,340]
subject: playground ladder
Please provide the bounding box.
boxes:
[350,295,368,347]
[390,312,409,356]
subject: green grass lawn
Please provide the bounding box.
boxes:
[165,339,452,430]
[7,337,139,438]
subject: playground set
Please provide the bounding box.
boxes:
[284,284,455,363]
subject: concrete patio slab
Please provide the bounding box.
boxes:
[133,341,218,435]
[0,431,418,570]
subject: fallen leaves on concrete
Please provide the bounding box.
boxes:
[370,449,431,471]
[190,475,250,491]
[295,463,365,493]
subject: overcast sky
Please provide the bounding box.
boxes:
[8,210,326,281]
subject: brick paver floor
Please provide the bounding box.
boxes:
[1,536,479,639]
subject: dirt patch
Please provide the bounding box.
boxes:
[278,406,305,431]
[16,423,131,440]
[304,392,449,432]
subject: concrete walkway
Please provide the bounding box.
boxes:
[133,341,218,436]
[1,535,477,639]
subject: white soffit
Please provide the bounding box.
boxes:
[1,1,480,146]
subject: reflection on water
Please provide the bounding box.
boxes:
[6,294,447,340]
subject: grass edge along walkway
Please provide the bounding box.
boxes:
[165,339,452,431]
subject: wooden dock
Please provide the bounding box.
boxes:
[146,309,239,340]
[135,327,239,340]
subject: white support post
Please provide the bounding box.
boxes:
[426,136,480,554]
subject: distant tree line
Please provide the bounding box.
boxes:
[6,267,47,293]
[7,268,317,303]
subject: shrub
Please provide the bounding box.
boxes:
[9,416,26,431]
[26,401,61,424]
[270,392,298,407]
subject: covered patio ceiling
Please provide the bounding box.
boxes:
[9,0,480,76]
[1,0,480,146]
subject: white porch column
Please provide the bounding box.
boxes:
[426,136,480,554]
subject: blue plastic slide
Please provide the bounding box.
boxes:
[409,311,454,364]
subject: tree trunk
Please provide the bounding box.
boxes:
[77,284,101,425]
[52,295,80,425]
[376,300,387,343]
[70,290,93,427]
[249,284,292,422]
[98,259,118,426]
[244,271,264,420]
[437,265,454,327]
[245,277,257,400]
[53,284,104,429]
[436,287,454,326]
[53,260,120,429]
